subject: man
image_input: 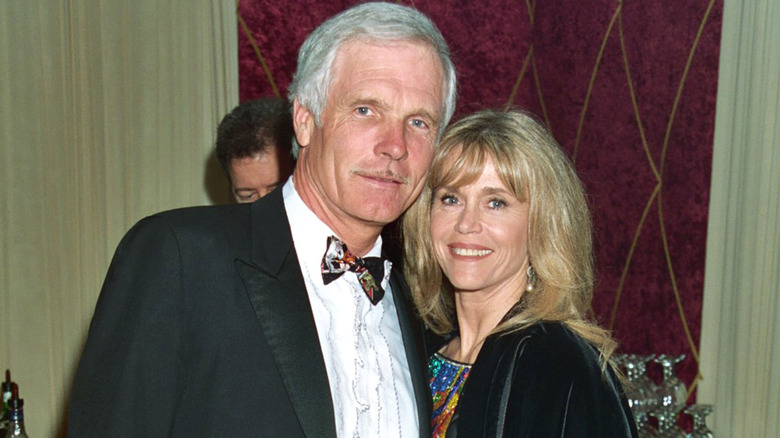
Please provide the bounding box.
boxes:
[68,2,456,437]
[215,97,295,203]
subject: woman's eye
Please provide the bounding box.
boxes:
[440,194,458,205]
[488,198,507,209]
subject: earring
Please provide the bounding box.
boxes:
[525,264,537,292]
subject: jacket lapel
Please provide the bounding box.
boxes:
[236,190,336,438]
[389,269,432,437]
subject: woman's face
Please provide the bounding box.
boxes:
[430,157,530,299]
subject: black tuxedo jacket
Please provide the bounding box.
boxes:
[68,188,431,437]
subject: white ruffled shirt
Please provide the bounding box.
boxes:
[283,178,418,437]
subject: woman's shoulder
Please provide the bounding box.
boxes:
[481,321,604,376]
[490,321,594,355]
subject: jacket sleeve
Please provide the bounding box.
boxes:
[68,215,186,437]
[457,324,637,438]
[499,327,637,437]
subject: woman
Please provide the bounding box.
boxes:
[403,109,637,437]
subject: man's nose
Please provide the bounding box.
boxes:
[375,122,409,160]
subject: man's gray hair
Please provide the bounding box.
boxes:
[288,1,457,157]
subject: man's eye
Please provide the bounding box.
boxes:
[410,119,429,129]
[236,193,258,203]
[356,107,372,116]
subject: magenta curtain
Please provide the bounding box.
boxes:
[237,0,722,398]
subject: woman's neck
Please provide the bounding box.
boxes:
[443,288,524,364]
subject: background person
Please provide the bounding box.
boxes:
[68,2,457,436]
[216,97,295,203]
[403,109,637,437]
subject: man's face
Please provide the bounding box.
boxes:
[293,39,444,230]
[228,147,294,203]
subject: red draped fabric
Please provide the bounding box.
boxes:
[237,0,722,399]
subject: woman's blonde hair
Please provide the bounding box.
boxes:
[402,108,617,362]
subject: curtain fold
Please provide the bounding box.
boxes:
[0,1,237,435]
[699,0,780,435]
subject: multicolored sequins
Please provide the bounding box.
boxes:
[429,352,471,437]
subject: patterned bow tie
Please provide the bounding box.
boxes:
[321,235,386,305]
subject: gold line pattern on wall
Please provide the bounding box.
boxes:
[237,1,280,99]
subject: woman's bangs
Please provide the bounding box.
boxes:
[432,141,489,189]
[494,150,529,202]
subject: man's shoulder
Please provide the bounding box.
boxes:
[151,203,246,223]
[135,203,246,233]
[118,203,258,253]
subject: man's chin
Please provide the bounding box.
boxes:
[356,207,405,228]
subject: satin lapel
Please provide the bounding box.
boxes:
[235,190,336,438]
[389,269,431,437]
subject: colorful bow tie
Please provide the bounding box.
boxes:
[321,235,385,305]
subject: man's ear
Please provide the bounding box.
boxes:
[293,99,315,149]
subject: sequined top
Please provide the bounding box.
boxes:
[429,352,472,437]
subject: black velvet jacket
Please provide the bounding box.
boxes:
[444,322,638,437]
